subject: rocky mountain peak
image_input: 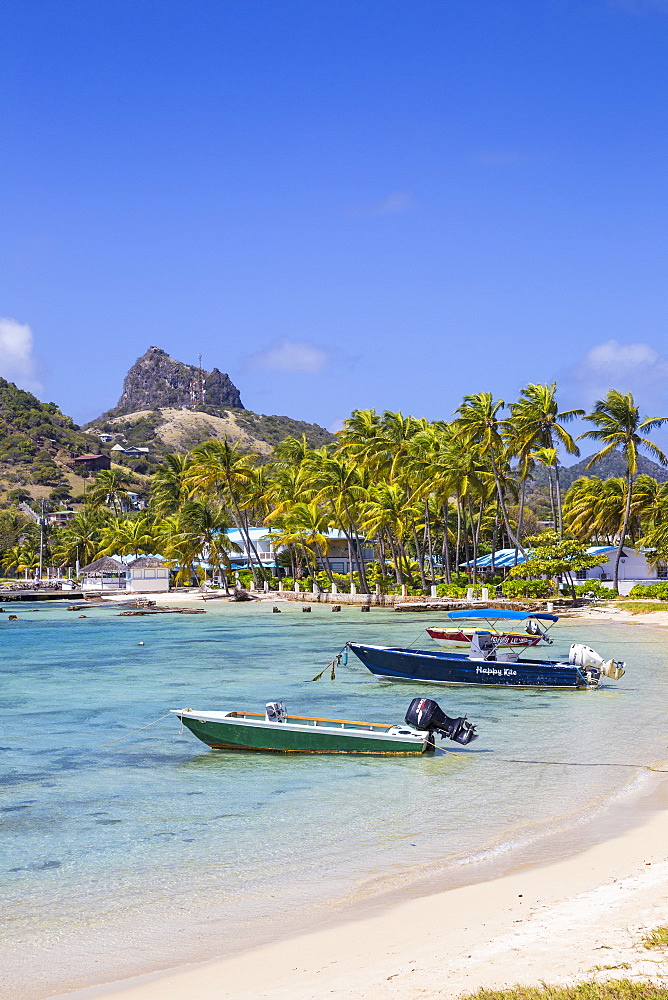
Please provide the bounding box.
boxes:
[115,346,244,413]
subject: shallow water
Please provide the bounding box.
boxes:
[1,600,667,999]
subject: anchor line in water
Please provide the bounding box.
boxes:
[97,713,173,748]
[492,757,668,772]
[311,644,350,681]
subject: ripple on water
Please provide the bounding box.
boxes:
[1,602,667,997]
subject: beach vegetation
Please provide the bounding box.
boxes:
[642,925,668,949]
[509,532,608,600]
[461,980,668,999]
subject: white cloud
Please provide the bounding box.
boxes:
[0,317,42,393]
[328,417,345,434]
[246,338,330,375]
[564,339,668,413]
[351,191,413,216]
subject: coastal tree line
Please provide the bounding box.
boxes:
[2,385,668,595]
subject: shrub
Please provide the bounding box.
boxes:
[574,580,613,598]
[629,583,668,600]
[501,579,554,599]
[436,584,467,598]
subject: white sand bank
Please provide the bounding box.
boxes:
[51,800,668,1000]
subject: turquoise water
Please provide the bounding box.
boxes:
[2,600,668,1000]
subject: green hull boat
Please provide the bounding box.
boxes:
[172,706,432,755]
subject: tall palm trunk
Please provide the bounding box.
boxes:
[462,503,471,582]
[546,467,556,530]
[425,500,435,582]
[490,453,525,555]
[516,478,527,564]
[441,502,452,584]
[411,519,427,589]
[491,505,499,573]
[466,498,476,584]
[614,469,633,592]
[554,461,564,538]
[455,498,462,579]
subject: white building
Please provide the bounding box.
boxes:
[466,546,665,595]
[225,527,374,575]
[126,556,170,592]
[227,528,279,570]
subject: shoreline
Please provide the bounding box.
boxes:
[48,775,668,1000]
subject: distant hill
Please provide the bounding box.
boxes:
[85,345,334,466]
[86,406,334,465]
[0,377,104,502]
[532,451,668,491]
[101,346,244,416]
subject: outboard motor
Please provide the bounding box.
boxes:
[568,644,626,683]
[405,697,478,745]
[265,701,287,722]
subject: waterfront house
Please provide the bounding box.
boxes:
[225,527,374,576]
[126,556,169,593]
[80,556,126,591]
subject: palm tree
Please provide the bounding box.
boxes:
[187,440,267,585]
[177,500,237,589]
[51,509,110,569]
[303,453,370,592]
[453,393,524,554]
[150,454,194,515]
[532,447,559,528]
[276,502,335,583]
[509,383,583,536]
[96,516,158,562]
[87,468,133,515]
[579,390,668,589]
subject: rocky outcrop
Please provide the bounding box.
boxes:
[114,347,244,413]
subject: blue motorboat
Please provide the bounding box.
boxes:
[347,609,625,690]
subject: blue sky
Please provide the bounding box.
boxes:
[1,0,667,450]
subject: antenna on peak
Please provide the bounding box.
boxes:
[198,353,206,404]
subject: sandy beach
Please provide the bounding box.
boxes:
[49,782,668,1000]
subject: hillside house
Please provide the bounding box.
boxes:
[68,454,111,472]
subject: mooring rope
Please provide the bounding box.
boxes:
[491,757,668,772]
[98,713,173,748]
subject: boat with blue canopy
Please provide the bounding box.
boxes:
[347,609,626,690]
[426,608,556,649]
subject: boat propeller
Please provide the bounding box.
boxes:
[405,698,478,745]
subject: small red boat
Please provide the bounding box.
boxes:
[425,609,555,648]
[426,626,547,648]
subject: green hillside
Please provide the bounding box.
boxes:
[0,378,105,503]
